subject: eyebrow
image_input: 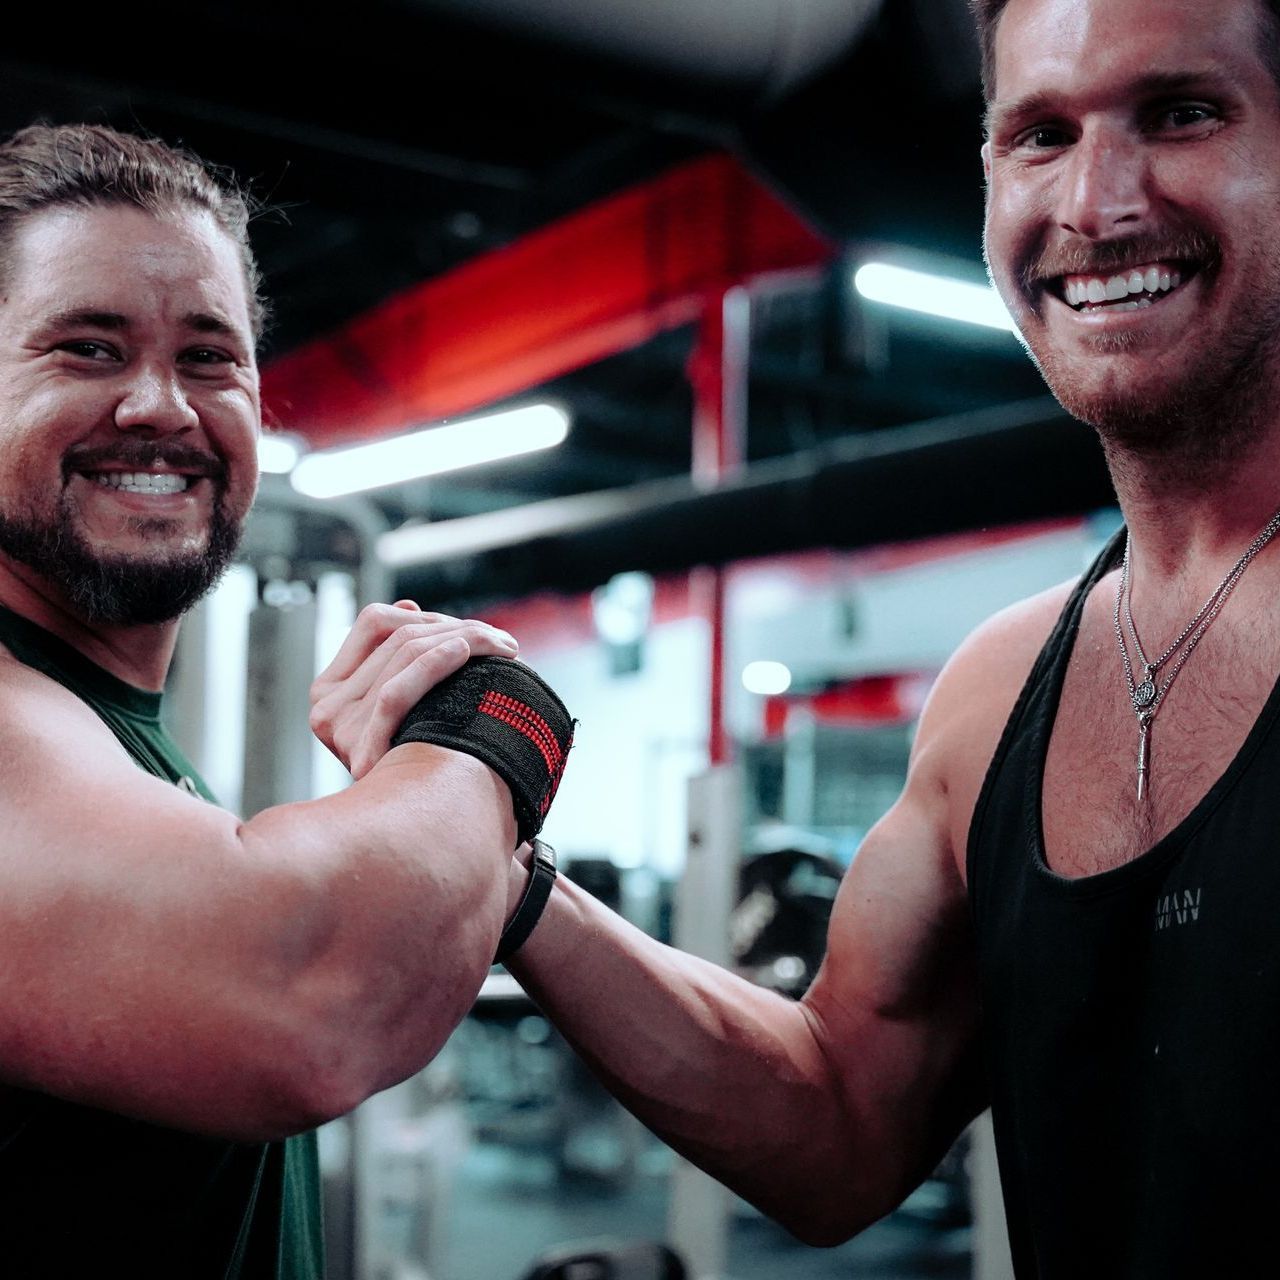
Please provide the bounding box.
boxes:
[38,308,243,340]
[184,311,240,338]
[41,308,128,331]
[985,68,1234,137]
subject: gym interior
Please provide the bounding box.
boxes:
[6,3,1118,1277]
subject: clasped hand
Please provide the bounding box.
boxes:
[310,600,519,778]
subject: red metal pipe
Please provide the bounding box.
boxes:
[689,287,749,766]
[262,154,831,446]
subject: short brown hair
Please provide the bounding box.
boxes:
[971,0,1280,105]
[0,123,266,340]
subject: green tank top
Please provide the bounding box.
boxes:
[0,603,324,1279]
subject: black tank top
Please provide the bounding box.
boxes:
[0,604,323,1278]
[968,531,1280,1278]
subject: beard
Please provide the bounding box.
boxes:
[1006,225,1280,482]
[0,442,244,626]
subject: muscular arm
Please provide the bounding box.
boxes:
[511,764,980,1244]
[508,587,1068,1244]
[0,605,522,1141]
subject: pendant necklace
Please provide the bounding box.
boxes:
[1113,508,1280,801]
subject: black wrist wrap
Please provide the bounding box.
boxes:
[390,657,575,848]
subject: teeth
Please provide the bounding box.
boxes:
[92,472,190,495]
[1063,263,1187,310]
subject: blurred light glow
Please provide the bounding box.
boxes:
[743,660,793,696]
[592,572,655,646]
[291,403,570,500]
[258,433,304,474]
[854,262,1016,332]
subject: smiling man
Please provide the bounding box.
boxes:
[495,0,1280,1273]
[0,123,578,1277]
[0,201,259,636]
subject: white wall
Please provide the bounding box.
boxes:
[523,615,710,876]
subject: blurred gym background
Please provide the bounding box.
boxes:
[5,3,1119,1276]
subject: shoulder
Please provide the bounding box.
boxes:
[910,577,1079,881]
[0,641,135,764]
[0,644,188,831]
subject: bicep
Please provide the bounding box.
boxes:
[795,588,1070,1194]
[800,778,985,1202]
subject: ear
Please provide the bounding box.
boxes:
[981,140,993,182]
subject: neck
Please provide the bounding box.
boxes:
[1105,421,1280,583]
[0,559,178,691]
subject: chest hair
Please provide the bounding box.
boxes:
[1042,579,1280,878]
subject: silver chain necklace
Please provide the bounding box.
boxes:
[1113,508,1280,801]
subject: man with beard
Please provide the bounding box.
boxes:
[0,123,574,1276]
[495,0,1280,1273]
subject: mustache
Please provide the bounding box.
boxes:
[1019,228,1221,292]
[64,441,227,483]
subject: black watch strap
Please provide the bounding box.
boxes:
[495,839,557,965]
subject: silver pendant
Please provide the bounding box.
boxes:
[1133,679,1157,710]
[1136,714,1151,801]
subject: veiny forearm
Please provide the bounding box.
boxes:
[507,875,874,1241]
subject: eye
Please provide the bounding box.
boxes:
[1011,123,1073,154]
[180,346,236,369]
[57,339,119,361]
[1150,102,1220,133]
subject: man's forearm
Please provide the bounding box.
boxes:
[505,873,875,1243]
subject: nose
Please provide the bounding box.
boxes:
[1056,124,1150,240]
[113,363,199,436]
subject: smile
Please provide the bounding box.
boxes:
[1054,261,1192,313]
[87,471,194,495]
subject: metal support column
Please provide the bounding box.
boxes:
[668,285,751,1279]
[670,766,741,1280]
[241,586,319,817]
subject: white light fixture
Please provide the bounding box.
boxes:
[742,660,793,696]
[854,262,1016,332]
[290,403,570,500]
[257,433,305,475]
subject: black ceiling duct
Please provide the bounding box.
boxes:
[391,400,1115,609]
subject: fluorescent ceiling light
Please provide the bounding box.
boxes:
[854,262,1016,332]
[258,433,305,474]
[742,660,793,696]
[291,403,570,500]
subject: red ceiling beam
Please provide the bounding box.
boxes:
[262,153,834,446]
